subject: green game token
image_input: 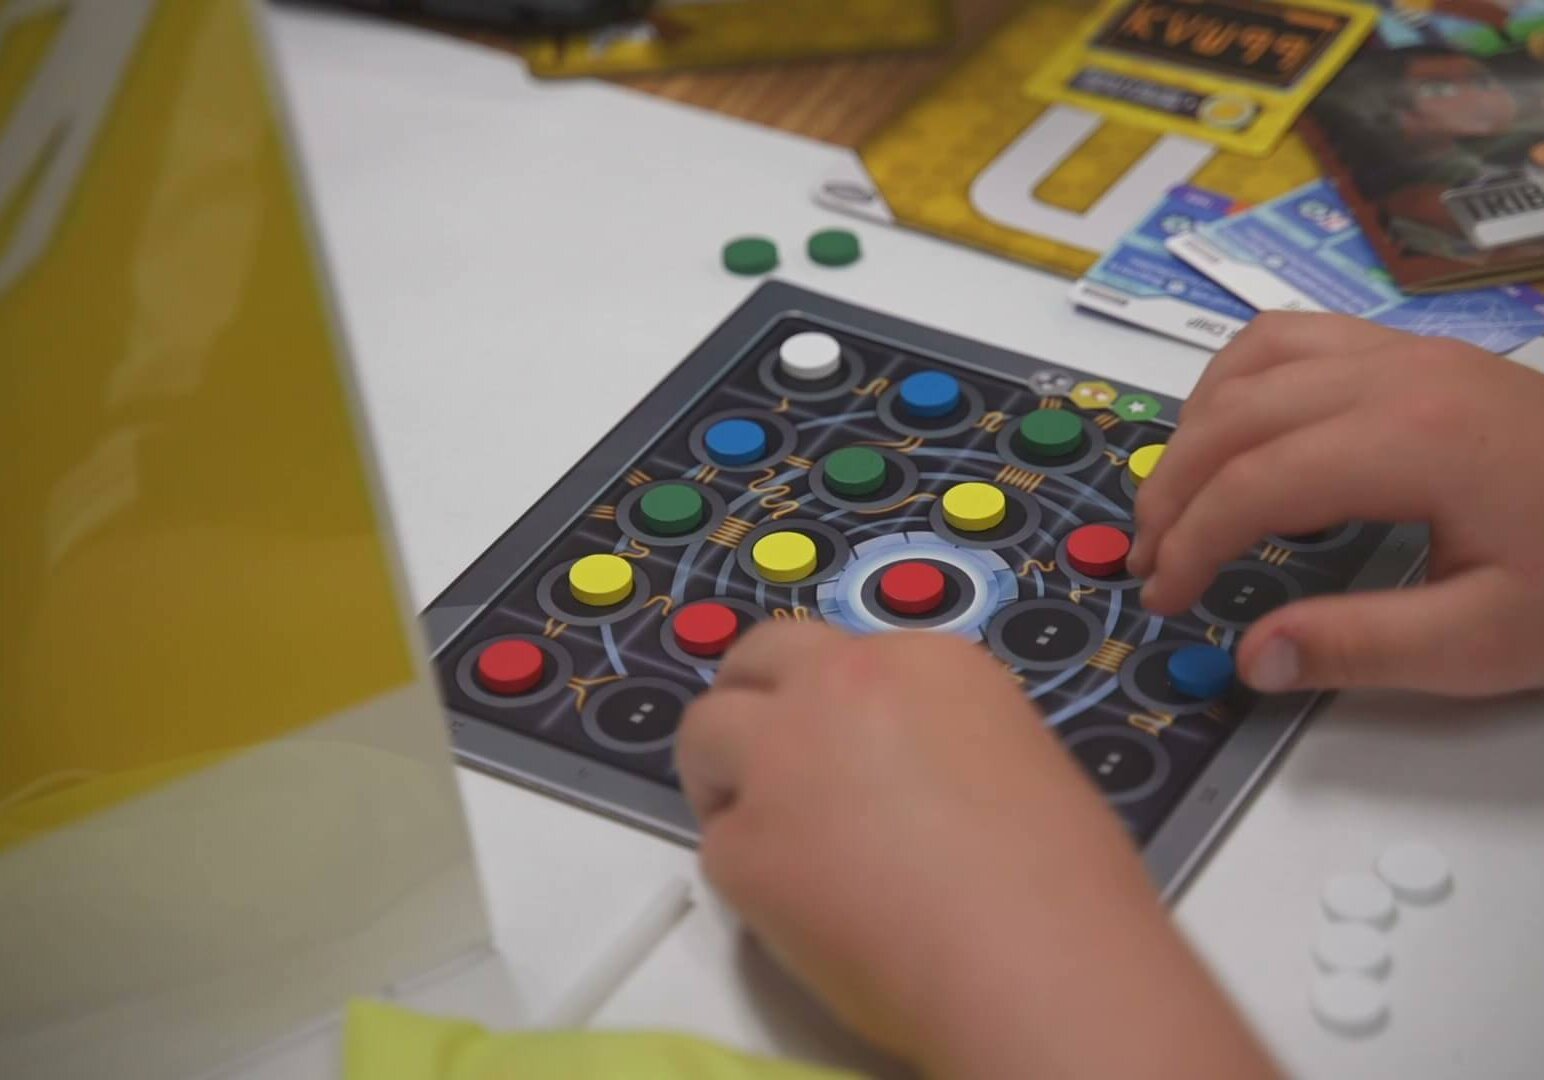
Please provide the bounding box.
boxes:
[807,228,861,268]
[822,446,887,497]
[1112,392,1162,422]
[1018,410,1084,458]
[722,237,779,276]
[639,483,706,536]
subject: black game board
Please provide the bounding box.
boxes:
[423,283,1426,897]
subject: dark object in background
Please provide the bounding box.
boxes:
[305,0,656,33]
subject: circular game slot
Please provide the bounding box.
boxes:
[928,483,1043,550]
[1267,522,1361,553]
[809,446,920,512]
[875,372,985,439]
[581,678,692,755]
[1064,725,1172,805]
[735,520,852,589]
[1119,640,1237,716]
[660,598,767,669]
[995,411,1106,475]
[617,480,729,547]
[1193,561,1301,630]
[986,598,1106,673]
[455,634,575,710]
[537,557,653,627]
[757,330,867,402]
[689,409,798,472]
[1055,521,1141,591]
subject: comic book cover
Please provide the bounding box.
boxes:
[1299,1,1544,291]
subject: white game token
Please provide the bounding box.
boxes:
[1313,922,1391,978]
[779,331,842,382]
[1322,872,1397,928]
[1376,841,1452,904]
[1310,972,1389,1037]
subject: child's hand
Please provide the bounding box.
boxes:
[1129,313,1544,696]
[676,623,1274,1080]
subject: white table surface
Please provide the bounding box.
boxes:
[249,7,1544,1078]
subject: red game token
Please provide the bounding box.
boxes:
[1065,524,1132,578]
[878,561,947,616]
[476,639,546,695]
[673,602,740,658]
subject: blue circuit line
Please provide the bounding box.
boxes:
[600,624,629,677]
[1045,677,1119,727]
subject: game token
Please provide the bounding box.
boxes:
[878,561,947,616]
[1065,524,1130,578]
[703,418,768,466]
[1017,410,1083,457]
[1310,973,1388,1037]
[807,228,861,267]
[823,446,887,497]
[1128,444,1165,486]
[722,236,778,276]
[569,553,634,607]
[941,482,1006,532]
[779,331,843,382]
[1166,644,1234,699]
[638,483,705,536]
[476,640,545,695]
[1313,923,1391,979]
[752,531,818,583]
[672,602,740,658]
[898,371,961,418]
[1375,842,1452,905]
[1322,872,1396,928]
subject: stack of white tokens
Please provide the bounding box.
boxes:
[1309,840,1452,1038]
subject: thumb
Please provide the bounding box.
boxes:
[1236,569,1511,697]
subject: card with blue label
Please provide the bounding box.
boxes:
[1072,184,1257,350]
[1167,180,1544,355]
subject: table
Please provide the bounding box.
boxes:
[249,8,1544,1078]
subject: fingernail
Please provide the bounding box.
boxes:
[1248,637,1299,693]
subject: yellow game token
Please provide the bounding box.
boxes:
[752,531,818,583]
[1128,444,1166,487]
[942,482,1007,533]
[568,553,635,607]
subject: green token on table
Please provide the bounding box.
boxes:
[639,483,706,536]
[722,237,779,276]
[1018,410,1084,458]
[807,228,861,268]
[823,446,887,497]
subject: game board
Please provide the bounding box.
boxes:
[424,283,1426,896]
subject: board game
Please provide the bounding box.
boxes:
[424,283,1427,896]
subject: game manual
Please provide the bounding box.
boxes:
[1299,2,1544,291]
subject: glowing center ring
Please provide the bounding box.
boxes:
[816,531,1018,639]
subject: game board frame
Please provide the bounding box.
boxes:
[422,281,1428,899]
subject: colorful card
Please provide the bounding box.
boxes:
[1167,180,1544,353]
[1297,3,1544,291]
[521,0,950,78]
[1022,0,1377,156]
[1072,185,1256,348]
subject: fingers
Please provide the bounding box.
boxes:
[1237,568,1518,696]
[675,689,768,823]
[1129,358,1372,577]
[714,619,846,692]
[1140,415,1434,614]
[1181,312,1397,423]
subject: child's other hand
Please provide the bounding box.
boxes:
[1129,313,1544,696]
[676,623,1273,1080]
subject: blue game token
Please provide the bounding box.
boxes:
[1167,645,1235,700]
[898,371,961,418]
[703,418,768,466]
